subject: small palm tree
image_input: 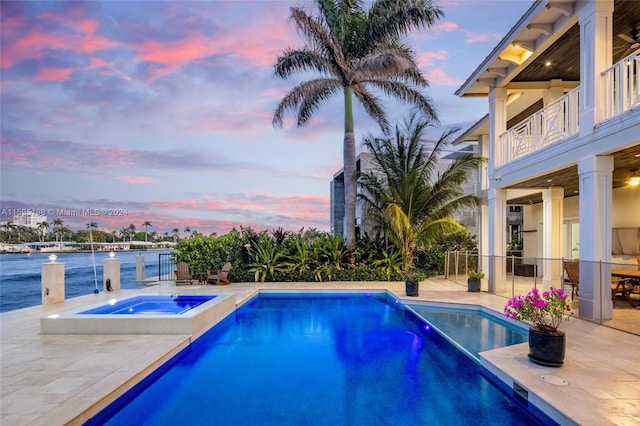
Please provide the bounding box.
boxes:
[52,219,64,243]
[359,113,485,269]
[273,0,443,249]
[36,221,49,243]
[142,221,152,242]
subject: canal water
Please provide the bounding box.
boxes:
[0,250,171,313]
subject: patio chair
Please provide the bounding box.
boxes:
[564,259,633,304]
[207,262,232,285]
[175,261,194,285]
[563,260,580,300]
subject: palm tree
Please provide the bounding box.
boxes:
[273,0,443,249]
[52,219,64,244]
[359,113,484,269]
[172,227,180,243]
[184,227,191,239]
[142,221,152,242]
[36,221,49,243]
[2,221,14,242]
[127,224,136,242]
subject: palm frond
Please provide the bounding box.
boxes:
[273,79,341,127]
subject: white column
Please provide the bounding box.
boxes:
[42,260,65,305]
[136,255,146,283]
[480,203,489,279]
[488,88,507,173]
[543,79,565,106]
[103,256,121,292]
[479,134,489,191]
[578,0,613,136]
[578,156,614,320]
[488,188,507,293]
[542,187,564,289]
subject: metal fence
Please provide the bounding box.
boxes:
[158,252,175,281]
[444,251,639,336]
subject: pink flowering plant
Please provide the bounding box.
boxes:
[504,287,572,333]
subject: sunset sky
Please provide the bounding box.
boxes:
[0,0,533,236]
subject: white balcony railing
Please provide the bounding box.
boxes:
[497,86,580,167]
[602,48,640,121]
[495,49,640,168]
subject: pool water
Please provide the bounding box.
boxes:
[90,293,555,425]
[407,304,529,361]
[78,295,215,315]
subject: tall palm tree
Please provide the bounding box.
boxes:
[127,224,136,242]
[36,221,49,243]
[172,227,180,243]
[142,221,152,242]
[273,0,443,249]
[359,113,484,269]
[52,219,64,243]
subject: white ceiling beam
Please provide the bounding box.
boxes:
[512,40,536,52]
[527,23,553,36]
[546,2,575,17]
[487,67,508,77]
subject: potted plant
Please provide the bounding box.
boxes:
[404,268,420,297]
[504,287,572,367]
[467,270,485,292]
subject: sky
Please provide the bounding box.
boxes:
[0,0,534,237]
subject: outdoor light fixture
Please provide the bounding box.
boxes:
[628,169,640,187]
[48,254,57,263]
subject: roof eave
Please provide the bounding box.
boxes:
[454,0,547,97]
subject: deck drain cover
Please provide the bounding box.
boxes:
[540,375,569,386]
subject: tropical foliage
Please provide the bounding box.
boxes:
[273,0,443,249]
[358,113,485,270]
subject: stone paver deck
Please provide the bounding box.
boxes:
[1,278,639,425]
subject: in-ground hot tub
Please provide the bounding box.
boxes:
[40,294,235,336]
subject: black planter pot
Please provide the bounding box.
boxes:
[467,278,481,292]
[528,327,566,367]
[405,280,419,297]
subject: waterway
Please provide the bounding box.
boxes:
[0,250,171,313]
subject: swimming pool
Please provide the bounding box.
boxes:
[407,303,529,362]
[88,293,555,425]
[78,295,215,315]
[40,293,235,336]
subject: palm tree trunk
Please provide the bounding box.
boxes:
[343,87,356,249]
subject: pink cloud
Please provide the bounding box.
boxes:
[434,21,459,32]
[417,50,449,68]
[34,67,74,82]
[114,175,161,184]
[462,30,503,44]
[424,68,463,87]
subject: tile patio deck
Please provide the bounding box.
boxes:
[1,278,639,425]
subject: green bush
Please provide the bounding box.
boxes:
[171,227,473,283]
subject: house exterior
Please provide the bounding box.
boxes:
[454,0,640,321]
[330,143,482,240]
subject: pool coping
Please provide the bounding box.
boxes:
[40,293,236,338]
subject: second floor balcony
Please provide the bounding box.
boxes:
[496,49,640,168]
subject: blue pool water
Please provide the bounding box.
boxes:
[89,294,555,426]
[408,304,529,361]
[78,295,215,315]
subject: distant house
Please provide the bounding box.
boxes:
[453,0,640,321]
